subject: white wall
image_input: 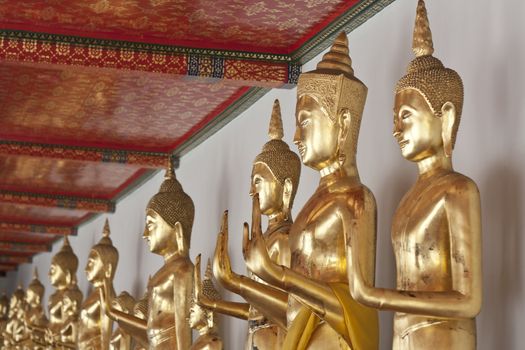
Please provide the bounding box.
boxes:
[3,0,525,348]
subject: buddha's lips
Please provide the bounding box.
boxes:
[398,139,409,148]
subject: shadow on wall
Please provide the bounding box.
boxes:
[479,163,522,350]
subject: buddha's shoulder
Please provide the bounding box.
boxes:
[440,171,480,195]
[153,258,193,281]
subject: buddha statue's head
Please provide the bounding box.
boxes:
[0,292,8,319]
[144,161,194,257]
[188,260,220,332]
[8,284,25,317]
[394,0,463,162]
[294,32,367,173]
[26,268,45,307]
[85,219,119,287]
[49,235,78,289]
[111,291,135,314]
[251,99,301,219]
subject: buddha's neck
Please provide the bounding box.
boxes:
[319,158,359,181]
[164,250,188,263]
[417,150,453,178]
[267,211,291,230]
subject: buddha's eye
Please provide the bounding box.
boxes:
[254,178,261,185]
[400,110,412,120]
[300,119,310,127]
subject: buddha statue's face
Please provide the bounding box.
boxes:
[49,262,68,288]
[294,95,340,169]
[250,163,283,216]
[8,295,21,315]
[144,210,177,255]
[394,88,443,162]
[25,288,40,306]
[85,250,105,287]
[188,303,207,330]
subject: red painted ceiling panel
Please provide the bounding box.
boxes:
[0,0,358,53]
[0,62,247,152]
[0,155,145,199]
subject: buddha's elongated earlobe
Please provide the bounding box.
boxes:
[282,178,293,221]
[441,102,456,158]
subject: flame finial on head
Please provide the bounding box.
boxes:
[268,99,284,141]
[316,32,354,75]
[102,218,111,238]
[412,0,434,57]
[33,267,38,280]
[165,158,176,180]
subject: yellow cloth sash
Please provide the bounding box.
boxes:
[283,283,378,350]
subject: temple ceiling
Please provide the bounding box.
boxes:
[0,0,395,275]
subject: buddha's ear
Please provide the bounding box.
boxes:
[65,271,72,286]
[337,108,351,139]
[441,102,456,158]
[282,178,293,220]
[173,222,185,249]
[104,264,113,279]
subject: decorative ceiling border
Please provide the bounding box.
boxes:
[0,141,171,168]
[0,30,292,62]
[0,190,115,212]
[0,222,77,236]
[0,32,296,87]
[0,242,49,253]
[291,0,397,63]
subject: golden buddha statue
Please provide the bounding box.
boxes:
[79,219,118,349]
[109,292,135,350]
[3,284,26,348]
[240,32,379,350]
[0,292,9,345]
[346,1,482,349]
[207,99,301,349]
[47,235,83,349]
[21,269,48,349]
[189,255,223,350]
[101,162,194,349]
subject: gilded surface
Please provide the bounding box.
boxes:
[2,285,25,348]
[210,99,300,349]
[101,164,194,350]
[239,33,378,349]
[47,236,83,349]
[346,2,482,349]
[21,269,48,349]
[189,256,223,350]
[79,220,117,350]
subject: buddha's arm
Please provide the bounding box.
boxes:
[99,282,148,333]
[213,212,288,327]
[349,182,482,319]
[101,287,116,350]
[173,265,193,350]
[243,199,347,335]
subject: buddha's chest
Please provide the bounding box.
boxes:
[289,200,347,282]
[392,187,452,291]
[79,293,101,330]
[148,272,175,327]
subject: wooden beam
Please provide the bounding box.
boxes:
[0,255,30,264]
[0,190,115,212]
[0,31,298,88]
[0,222,76,236]
[0,242,49,253]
